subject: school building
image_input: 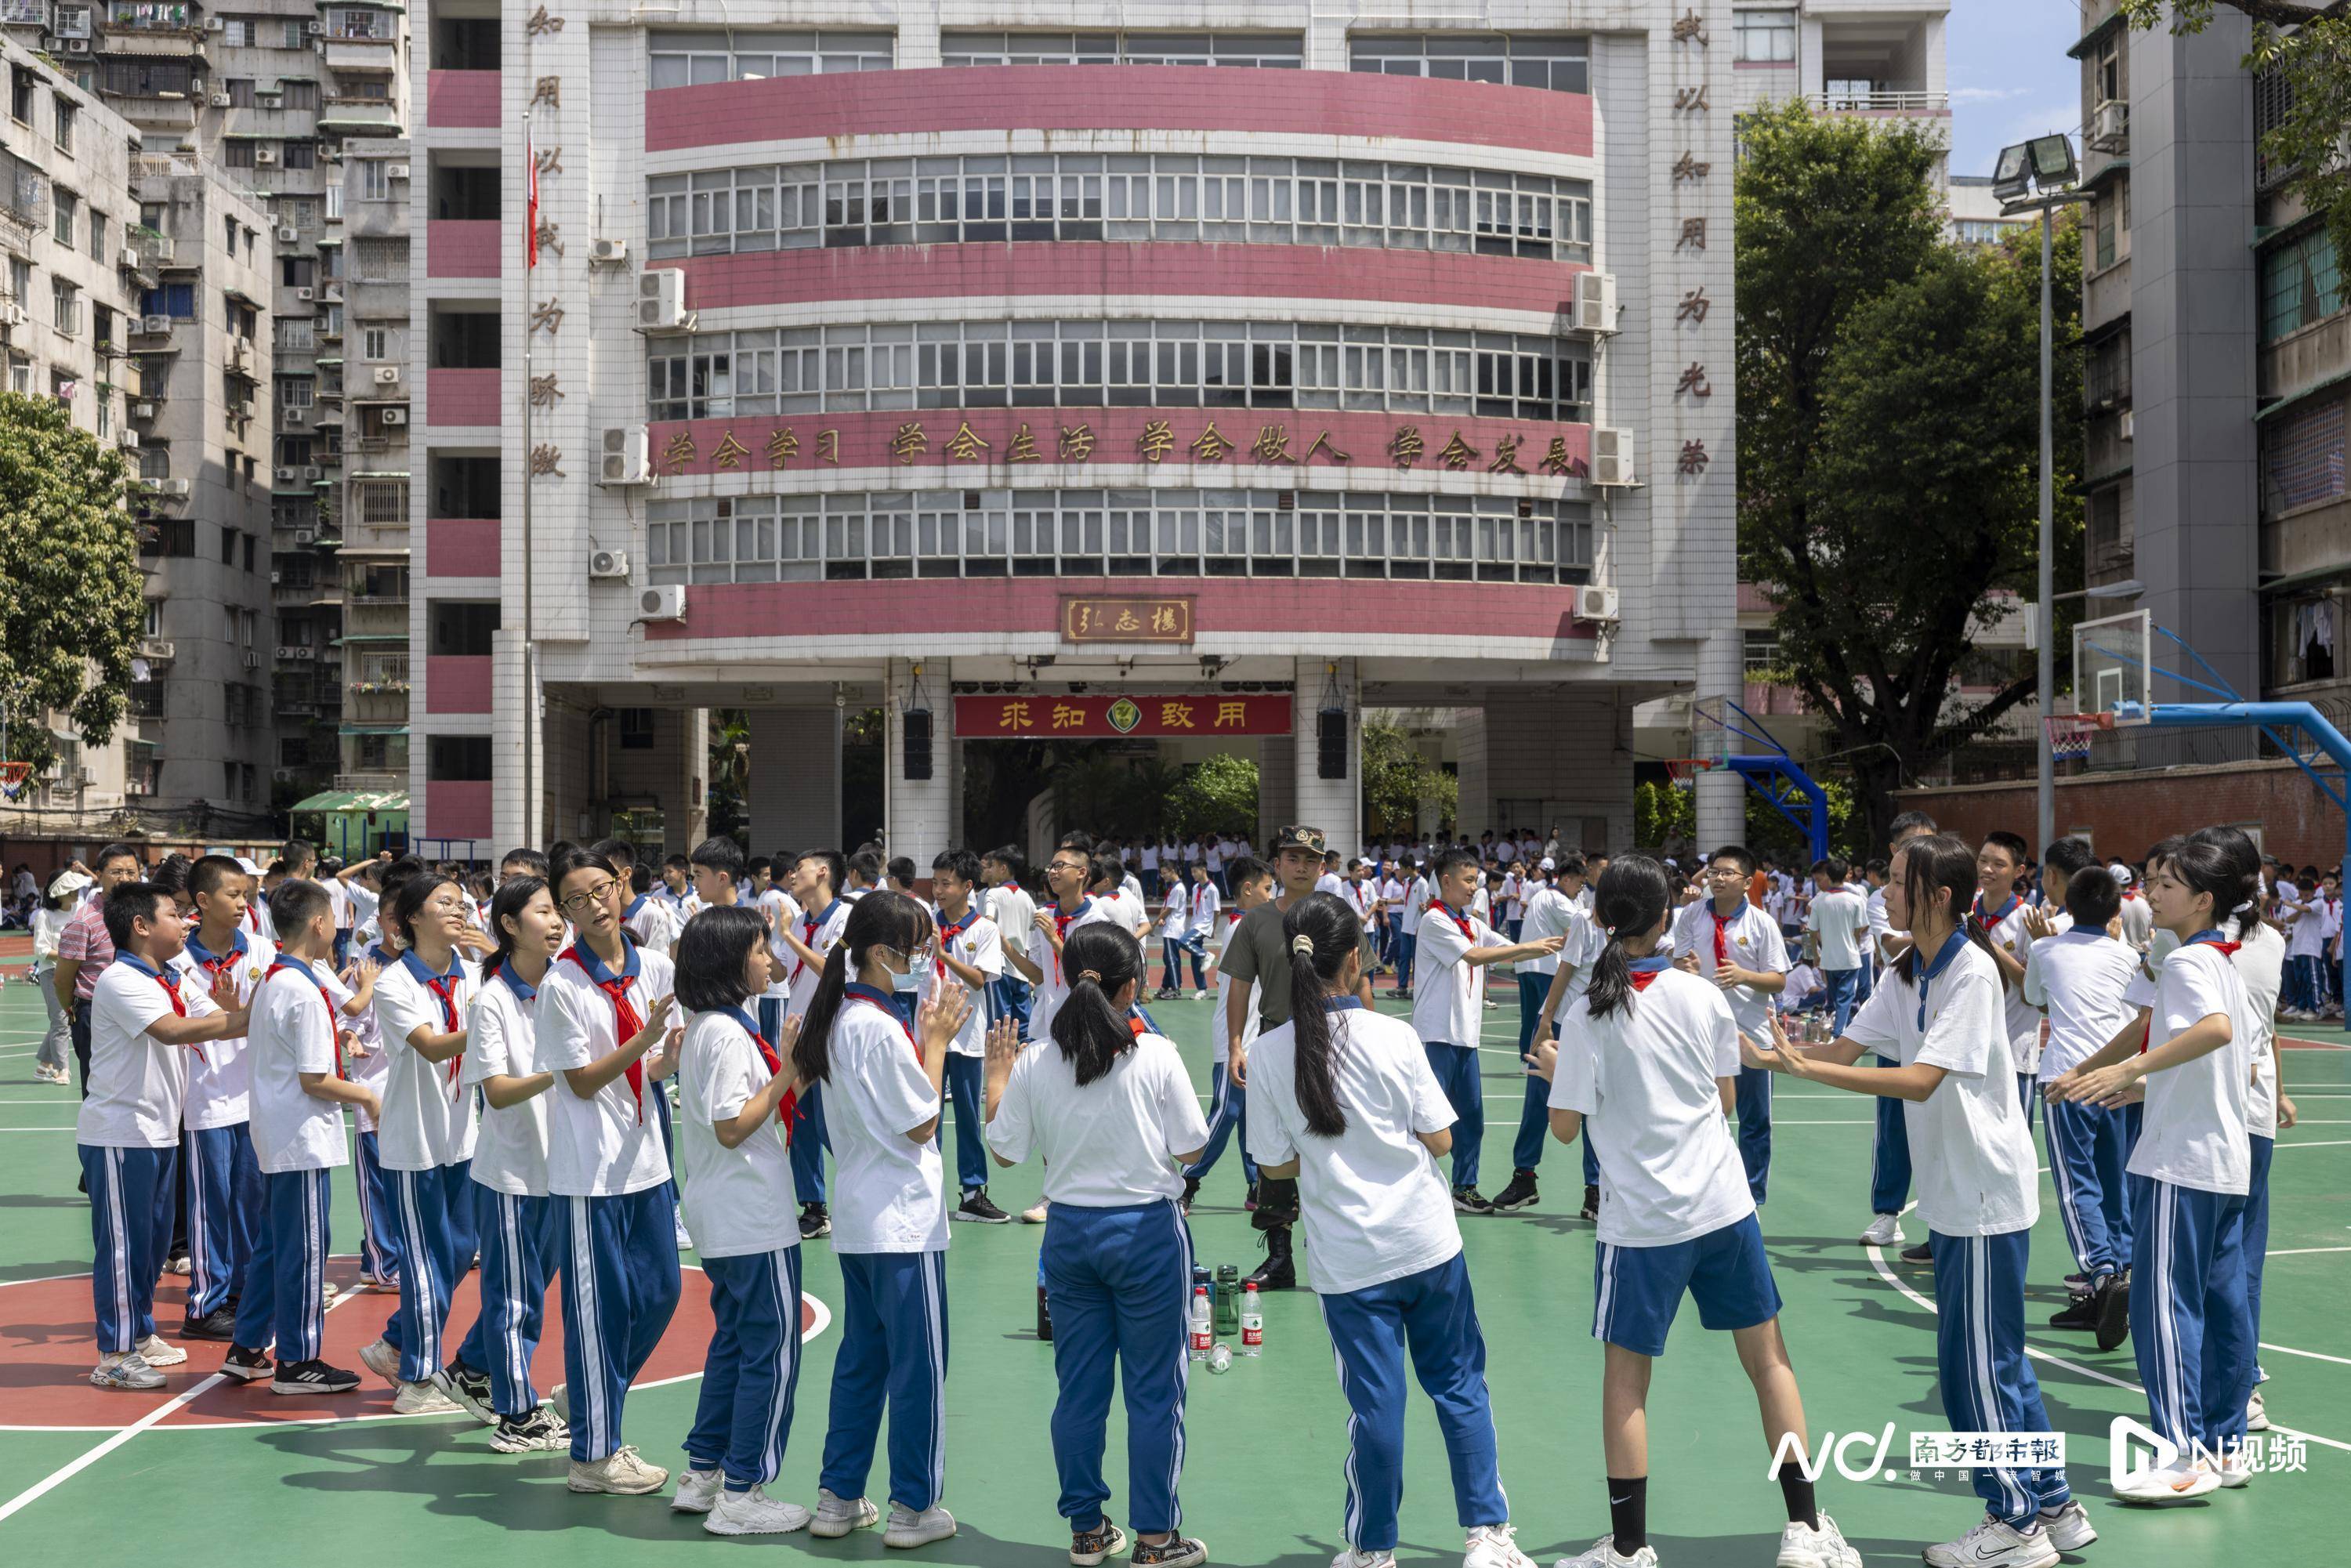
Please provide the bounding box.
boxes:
[407,1,1753,863]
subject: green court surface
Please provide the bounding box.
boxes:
[0,974,2338,1563]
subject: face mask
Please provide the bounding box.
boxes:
[891,960,922,994]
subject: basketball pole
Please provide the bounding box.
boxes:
[2036,202,2055,857]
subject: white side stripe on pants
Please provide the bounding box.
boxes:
[569,1196,609,1458]
[103,1149,130,1353]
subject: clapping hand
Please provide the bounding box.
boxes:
[918,979,973,1051]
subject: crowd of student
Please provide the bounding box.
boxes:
[50,804,2306,1568]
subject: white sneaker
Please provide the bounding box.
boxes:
[672,1466,724,1514]
[1021,1201,1049,1224]
[1554,1536,1655,1568]
[810,1488,881,1538]
[2112,1461,2221,1503]
[1465,1523,1538,1568]
[2200,1451,2255,1490]
[567,1444,670,1495]
[1193,990,1208,1002]
[705,1484,813,1536]
[358,1337,401,1387]
[2246,1386,2269,1432]
[883,1502,958,1548]
[90,1350,165,1391]
[2036,1501,2096,1552]
[674,1203,694,1251]
[1922,1515,2058,1568]
[1333,1552,1398,1568]
[393,1378,461,1414]
[137,1333,187,1367]
[1777,1514,1860,1568]
[549,1382,569,1425]
[1860,1213,1904,1248]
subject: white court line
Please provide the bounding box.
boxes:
[2265,1247,2351,1257]
[2274,1139,2351,1150]
[0,1127,75,1133]
[2258,1342,2351,1368]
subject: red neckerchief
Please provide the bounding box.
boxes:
[267,961,345,1079]
[1425,900,1478,942]
[409,957,464,1087]
[559,943,650,1121]
[1709,901,1744,969]
[731,1007,797,1137]
[1051,897,1092,985]
[120,954,202,1064]
[935,907,976,981]
[1970,893,2020,940]
[1628,955,1672,993]
[2139,929,2242,1054]
[845,985,922,1061]
[1128,1015,1147,1038]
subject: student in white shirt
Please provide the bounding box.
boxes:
[1497,856,1604,1215]
[984,923,1210,1567]
[777,848,853,1239]
[1801,858,1870,1035]
[1670,847,1788,1207]
[1542,856,1857,1568]
[672,904,815,1536]
[752,856,805,1052]
[176,855,277,1341]
[1761,835,2088,1565]
[1969,834,2044,1129]
[535,849,685,1496]
[1410,848,1563,1214]
[1860,812,1940,1252]
[77,882,252,1390]
[601,841,680,958]
[2049,835,2262,1497]
[1181,856,1270,1210]
[1183,862,1220,1001]
[1005,840,1121,1051]
[1247,893,1536,1568]
[789,890,972,1548]
[982,847,1038,1037]
[1393,858,1431,1003]
[223,877,373,1395]
[929,849,1009,1223]
[1154,867,1192,1001]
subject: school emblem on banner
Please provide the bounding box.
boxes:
[1106,698,1143,733]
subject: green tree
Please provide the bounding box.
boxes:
[2121,2,2351,266]
[1360,719,1455,836]
[1737,104,2081,852]
[1168,751,1259,839]
[0,394,142,775]
[1633,780,1694,852]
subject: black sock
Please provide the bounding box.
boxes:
[1607,1476,1647,1554]
[1777,1460,1820,1531]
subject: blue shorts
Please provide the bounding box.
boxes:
[1592,1213,1781,1357]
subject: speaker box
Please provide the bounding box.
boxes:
[904,708,933,780]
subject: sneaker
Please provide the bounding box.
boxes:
[359,1271,393,1291]
[2247,1387,2269,1432]
[2047,1295,2101,1331]
[2199,1451,2255,1490]
[166,1253,192,1276]
[810,1488,881,1538]
[672,1467,726,1515]
[675,1204,694,1250]
[1580,1185,1601,1222]
[1921,1516,2058,1568]
[180,1304,238,1342]
[359,1337,401,1387]
[567,1445,670,1494]
[1489,1171,1541,1213]
[1553,1536,1654,1568]
[1022,1201,1050,1224]
[2036,1501,2096,1552]
[2114,1460,2220,1503]
[706,1485,813,1537]
[1243,1182,1258,1212]
[1465,1523,1538,1568]
[799,1202,831,1240]
[2090,1272,2130,1351]
[882,1502,958,1548]
[1333,1552,1397,1568]
[439,1363,498,1425]
[220,1345,273,1383]
[2062,1273,2088,1292]
[393,1378,462,1414]
[549,1382,570,1425]
[1070,1519,1129,1566]
[1776,1515,1860,1568]
[1859,1213,1904,1248]
[1900,1240,1933,1265]
[90,1351,165,1391]
[1192,990,1208,1002]
[136,1333,187,1367]
[1452,1186,1495,1215]
[1132,1536,1208,1568]
[272,1359,361,1396]
[491,1407,571,1453]
[955,1189,1012,1224]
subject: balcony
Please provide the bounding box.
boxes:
[323,34,400,75]
[426,367,499,428]
[318,99,404,137]
[424,654,492,714]
[426,70,500,130]
[1804,90,1949,115]
[98,5,204,56]
[426,220,501,279]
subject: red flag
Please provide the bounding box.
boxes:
[525,125,538,270]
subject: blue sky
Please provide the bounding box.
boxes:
[1945,0,2085,179]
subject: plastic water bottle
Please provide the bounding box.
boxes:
[1214,1264,1241,1338]
[1189,1286,1212,1361]
[1240,1281,1262,1357]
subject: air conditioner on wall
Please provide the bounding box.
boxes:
[637,584,686,623]
[589,548,631,579]
[591,238,627,264]
[1572,585,1621,624]
[277,226,299,243]
[637,269,686,331]
[2118,407,2134,442]
[295,286,313,301]
[255,148,278,166]
[373,366,400,385]
[65,38,89,55]
[2089,99,2128,153]
[602,426,651,485]
[209,92,231,108]
[141,314,172,334]
[386,164,410,181]
[1590,429,1636,487]
[381,408,405,425]
[285,407,306,425]
[1571,271,1617,336]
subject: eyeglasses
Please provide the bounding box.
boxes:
[559,878,619,914]
[1049,860,1087,875]
[875,942,936,969]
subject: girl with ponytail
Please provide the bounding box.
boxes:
[1539,855,1853,1568]
[1244,893,1536,1568]
[981,921,1209,1566]
[793,889,976,1548]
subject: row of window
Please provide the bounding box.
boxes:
[649,321,1593,423]
[647,28,1589,94]
[647,154,1594,263]
[645,488,1597,586]
[2262,228,2342,344]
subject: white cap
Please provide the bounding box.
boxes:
[2107,862,2134,885]
[47,869,92,900]
[1538,856,1556,871]
[235,856,263,875]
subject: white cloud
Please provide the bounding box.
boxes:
[1950,86,2027,104]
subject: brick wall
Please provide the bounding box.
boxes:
[1896,759,2349,866]
[424,654,494,715]
[423,780,494,843]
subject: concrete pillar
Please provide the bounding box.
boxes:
[488,628,536,853]
[1476,687,1637,851]
[748,707,841,855]
[1258,734,1296,835]
[882,658,955,866]
[672,707,709,856]
[1694,631,1744,848]
[1454,708,1491,838]
[1291,657,1362,851]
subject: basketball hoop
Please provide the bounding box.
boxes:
[2042,712,2114,762]
[1664,758,1715,791]
[0,762,32,800]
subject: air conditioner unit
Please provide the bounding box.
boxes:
[293,527,315,544]
[277,226,299,243]
[386,163,410,181]
[273,767,295,784]
[295,285,313,301]
[1572,585,1621,624]
[2118,407,2134,442]
[158,478,191,497]
[601,426,651,485]
[2,303,28,329]
[255,148,278,166]
[285,407,306,425]
[589,548,632,580]
[141,313,172,334]
[381,407,405,425]
[65,38,89,55]
[118,247,143,270]
[1590,428,1636,488]
[591,238,628,264]
[637,584,686,623]
[116,428,139,449]
[306,20,322,34]
[637,269,686,331]
[138,637,175,661]
[372,365,400,385]
[295,646,316,660]
[133,402,157,419]
[241,648,263,670]
[234,398,255,420]
[1571,270,1618,336]
[303,465,323,482]
[205,16,225,31]
[210,92,231,108]
[2089,99,2128,153]
[276,465,299,483]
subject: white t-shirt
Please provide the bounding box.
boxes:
[1314,871,1346,900]
[677,1008,799,1258]
[1549,967,1752,1247]
[622,893,683,958]
[987,882,1037,966]
[371,951,481,1172]
[1411,902,1502,1047]
[1516,885,1577,977]
[1397,877,1431,936]
[534,943,676,1198]
[1844,940,2038,1237]
[345,882,380,936]
[987,1031,1209,1207]
[177,931,276,1130]
[1159,885,1190,940]
[342,949,389,1134]
[2230,922,2285,1139]
[1864,886,1896,971]
[925,910,1003,1056]
[1186,881,1220,939]
[247,957,350,1175]
[1210,955,1259,1069]
[1246,1001,1462,1295]
[79,957,208,1150]
[1023,897,1118,1045]
[2022,929,2143,1078]
[1805,886,1869,972]
[1670,900,1790,1044]
[784,898,848,1018]
[821,989,948,1253]
[465,969,552,1197]
[2128,940,2255,1195]
[1973,896,2045,1073]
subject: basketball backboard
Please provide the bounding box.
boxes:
[2071,608,2152,725]
[1691,693,1730,763]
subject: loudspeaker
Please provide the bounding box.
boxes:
[1317,708,1347,780]
[904,708,933,780]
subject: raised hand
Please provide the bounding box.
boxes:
[918,979,973,1050]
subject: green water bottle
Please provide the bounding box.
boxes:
[1214,1264,1241,1338]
